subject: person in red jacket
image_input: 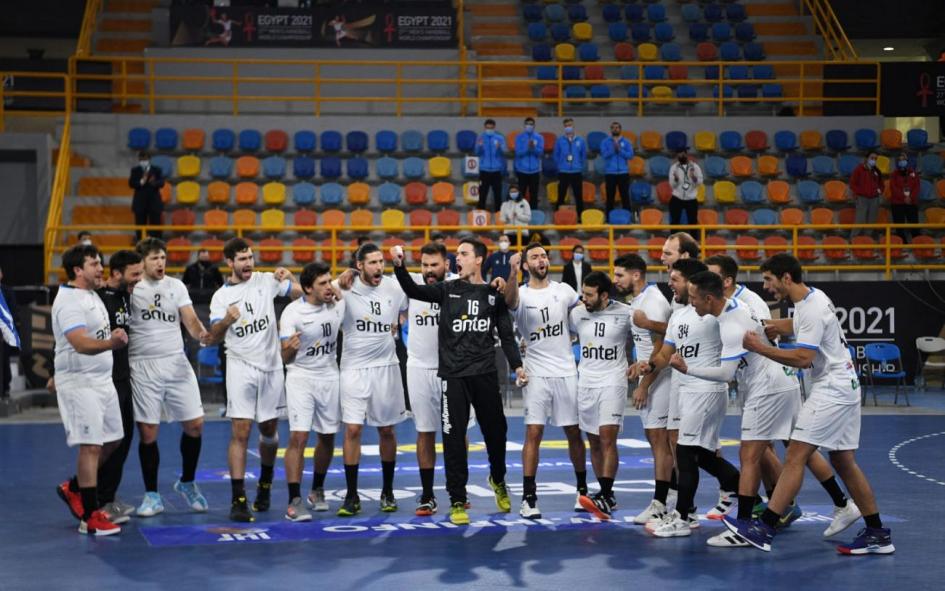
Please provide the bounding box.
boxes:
[849,152,884,237]
[889,153,920,243]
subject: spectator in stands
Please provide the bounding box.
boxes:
[561,244,592,293]
[129,151,165,239]
[476,119,508,212]
[183,249,225,293]
[499,184,532,244]
[600,121,634,216]
[514,117,544,209]
[0,266,20,397]
[850,152,884,237]
[483,234,514,282]
[553,118,587,216]
[77,231,93,245]
[889,153,920,243]
[668,151,703,227]
[431,232,458,273]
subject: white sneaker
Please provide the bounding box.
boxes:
[666,489,678,511]
[633,499,667,525]
[574,492,586,512]
[687,512,701,529]
[824,500,861,537]
[650,511,692,538]
[519,495,542,519]
[136,492,164,517]
[706,490,736,520]
[707,530,749,547]
[307,488,330,512]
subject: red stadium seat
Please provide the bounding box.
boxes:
[291,238,316,264]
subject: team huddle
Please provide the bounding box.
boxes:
[49,232,894,556]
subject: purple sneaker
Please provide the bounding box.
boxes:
[837,527,895,556]
[724,515,775,552]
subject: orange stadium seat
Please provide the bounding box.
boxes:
[838,208,856,225]
[936,179,945,200]
[347,182,371,206]
[735,235,761,260]
[640,131,662,152]
[258,238,284,263]
[207,181,230,204]
[851,236,877,260]
[436,209,459,227]
[382,237,407,261]
[615,236,640,255]
[408,238,425,263]
[161,183,171,204]
[730,156,753,178]
[824,180,849,203]
[233,209,256,228]
[912,235,938,259]
[880,128,902,151]
[293,209,317,227]
[204,209,228,230]
[582,181,597,204]
[405,182,428,206]
[586,237,610,262]
[236,156,260,179]
[758,155,780,176]
[182,129,205,152]
[201,238,225,262]
[321,209,345,227]
[705,235,729,255]
[823,236,850,260]
[766,180,791,204]
[170,208,196,227]
[559,237,582,262]
[647,237,665,262]
[656,181,672,204]
[629,156,646,176]
[409,208,433,227]
[810,208,834,225]
[697,209,719,225]
[799,130,823,151]
[292,238,317,264]
[554,208,578,226]
[166,237,191,265]
[640,208,663,225]
[350,209,373,227]
[796,235,819,261]
[724,208,750,225]
[235,182,258,205]
[888,235,906,260]
[432,182,455,205]
[320,239,346,263]
[780,207,804,225]
[763,235,790,257]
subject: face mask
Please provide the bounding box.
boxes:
[897,160,908,169]
[564,126,574,134]
[81,239,92,246]
[867,158,877,168]
[509,191,520,200]
[485,129,495,136]
[678,156,688,164]
[611,130,621,137]
[498,242,510,252]
[139,160,149,168]
[573,253,584,262]
[524,124,534,132]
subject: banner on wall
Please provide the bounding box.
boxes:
[170,2,457,48]
[880,62,945,116]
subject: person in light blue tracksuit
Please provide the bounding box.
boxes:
[552,118,587,216]
[514,117,544,209]
[599,121,635,215]
[476,119,507,212]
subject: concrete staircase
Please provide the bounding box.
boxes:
[90,0,161,112]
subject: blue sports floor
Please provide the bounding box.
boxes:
[1,411,944,590]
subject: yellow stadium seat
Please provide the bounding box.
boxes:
[233,209,256,227]
[555,43,576,61]
[236,156,259,179]
[177,155,201,178]
[546,181,560,204]
[261,208,285,230]
[262,181,286,205]
[875,155,890,175]
[429,156,451,179]
[714,180,737,204]
[347,182,371,205]
[694,131,717,152]
[573,23,592,42]
[799,130,822,151]
[175,181,200,205]
[462,181,479,205]
[925,207,945,224]
[235,182,258,205]
[638,43,658,61]
[432,182,455,205]
[758,155,779,176]
[696,183,706,204]
[381,209,406,230]
[651,86,673,100]
[581,209,605,225]
[350,209,373,226]
[640,131,662,152]
[207,181,230,204]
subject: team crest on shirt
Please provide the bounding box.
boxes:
[678,324,689,339]
[488,295,495,306]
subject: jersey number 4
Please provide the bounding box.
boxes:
[244,302,254,315]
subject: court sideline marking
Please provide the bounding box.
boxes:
[888,431,945,486]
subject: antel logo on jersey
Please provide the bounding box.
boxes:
[529,321,564,342]
[677,343,700,359]
[141,306,177,323]
[306,340,336,357]
[356,317,393,333]
[452,316,491,332]
[415,310,439,327]
[234,315,270,337]
[582,343,621,360]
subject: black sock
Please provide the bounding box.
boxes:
[419,468,435,498]
[820,476,848,508]
[523,475,536,496]
[344,464,359,499]
[139,441,160,492]
[653,479,670,504]
[381,460,395,493]
[231,478,245,501]
[80,487,98,520]
[575,470,588,493]
[179,433,201,483]
[69,476,79,493]
[312,471,326,491]
[288,482,301,500]
[675,445,700,522]
[599,477,614,497]
[737,494,756,521]
[259,464,274,485]
[864,513,883,529]
[761,508,779,528]
[669,469,678,491]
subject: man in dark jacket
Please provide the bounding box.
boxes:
[183,249,225,294]
[561,244,593,292]
[129,152,165,238]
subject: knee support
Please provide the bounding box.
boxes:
[259,433,279,446]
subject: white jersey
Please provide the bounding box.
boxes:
[128,276,192,360]
[793,287,858,403]
[629,283,672,362]
[733,284,771,321]
[406,272,456,370]
[52,285,113,377]
[512,281,580,377]
[340,275,407,370]
[719,299,799,397]
[569,300,633,387]
[665,305,726,394]
[279,297,345,374]
[210,271,290,371]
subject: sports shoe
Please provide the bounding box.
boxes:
[230,496,254,522]
[57,480,83,521]
[751,500,767,519]
[665,489,678,511]
[307,488,329,512]
[100,502,131,525]
[519,495,542,520]
[724,515,774,552]
[777,503,803,529]
[824,500,861,537]
[687,507,700,529]
[579,493,614,521]
[650,511,691,538]
[111,499,136,517]
[706,490,736,520]
[253,482,272,512]
[285,497,312,522]
[707,530,750,548]
[78,510,121,536]
[336,496,361,517]
[415,496,438,516]
[836,527,895,555]
[633,499,667,525]
[574,491,588,512]
[136,492,165,517]
[488,475,511,513]
[380,490,398,513]
[449,502,470,525]
[174,480,209,512]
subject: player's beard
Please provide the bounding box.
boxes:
[362,270,382,286]
[425,271,445,284]
[529,265,547,281]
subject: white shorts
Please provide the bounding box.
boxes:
[791,395,860,451]
[578,381,627,435]
[667,373,681,431]
[740,387,801,442]
[407,366,442,433]
[285,367,340,434]
[639,370,671,430]
[56,374,123,447]
[676,389,728,451]
[523,374,579,427]
[130,355,204,424]
[341,365,407,427]
[226,357,286,423]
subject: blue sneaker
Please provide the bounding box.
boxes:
[777,503,803,529]
[837,527,895,555]
[724,515,774,552]
[136,492,165,517]
[174,480,209,512]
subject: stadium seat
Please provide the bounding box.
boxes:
[290,237,316,264]
[745,130,768,151]
[259,182,284,206]
[316,209,342,229]
[529,22,548,42]
[533,43,553,61]
[714,181,737,204]
[822,236,850,260]
[825,129,850,152]
[258,238,284,264]
[586,131,608,155]
[696,41,718,61]
[838,154,861,177]
[637,42,658,61]
[403,157,425,180]
[774,131,798,152]
[763,235,790,257]
[798,130,823,151]
[378,210,405,233]
[350,209,373,227]
[291,182,316,207]
[608,208,632,225]
[920,154,943,176]
[719,41,740,61]
[740,180,764,204]
[321,131,343,153]
[235,182,258,206]
[925,207,945,224]
[165,237,191,264]
[797,180,822,204]
[655,23,676,45]
[735,235,761,260]
[554,208,579,226]
[429,156,451,179]
[851,236,878,261]
[694,131,717,153]
[809,207,833,226]
[786,154,808,178]
[582,209,606,226]
[155,128,178,151]
[261,209,286,231]
[758,155,780,176]
[854,128,879,152]
[263,130,287,153]
[371,156,396,180]
[405,182,427,205]
[346,131,368,153]
[712,22,732,43]
[744,42,766,61]
[207,181,230,205]
[320,157,342,180]
[406,208,432,228]
[791,235,817,261]
[676,84,697,99]
[343,182,368,206]
[724,208,750,226]
[177,155,200,178]
[920,179,936,202]
[880,128,903,151]
[128,127,151,151]
[573,22,592,42]
[766,180,791,204]
[371,182,399,207]
[578,42,599,62]
[204,209,228,230]
[752,65,775,80]
[292,156,315,180]
[238,130,261,153]
[320,183,344,206]
[236,156,259,179]
[630,181,653,205]
[705,156,728,179]
[179,128,204,152]
[523,3,542,22]
[825,180,849,203]
[719,131,743,153]
[650,181,670,204]
[554,42,575,61]
[648,156,672,178]
[735,21,756,42]
[590,84,611,100]
[636,208,660,226]
[375,130,398,153]
[780,207,805,226]
[912,235,938,260]
[294,131,316,152]
[233,209,256,228]
[422,130,448,153]
[730,155,752,177]
[212,129,235,152]
[628,156,646,177]
[261,156,286,180]
[343,157,367,181]
[666,131,688,153]
[906,129,931,151]
[174,181,199,205]
[640,130,662,152]
[811,155,836,177]
[151,155,174,178]
[432,182,454,206]
[397,130,421,153]
[436,209,460,227]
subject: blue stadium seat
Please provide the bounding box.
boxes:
[743,43,766,61]
[619,65,639,80]
[751,208,779,225]
[427,130,449,153]
[797,180,822,204]
[631,181,654,204]
[347,157,369,180]
[720,131,743,152]
[531,209,547,225]
[212,129,235,152]
[320,182,343,206]
[648,156,672,178]
[403,157,425,179]
[726,3,747,22]
[713,85,735,99]
[537,65,558,81]
[631,23,651,43]
[375,156,398,180]
[628,86,651,99]
[542,155,559,177]
[565,86,587,100]
[402,130,424,153]
[375,130,398,153]
[660,41,682,61]
[666,131,688,152]
[579,43,599,61]
[593,156,608,176]
[155,128,178,151]
[676,85,697,99]
[590,85,611,99]
[320,157,342,179]
[292,182,316,206]
[378,182,402,206]
[602,4,622,23]
[740,180,765,204]
[647,3,667,23]
[523,4,542,23]
[682,4,702,23]
[786,154,808,178]
[811,155,836,177]
[644,65,667,80]
[292,156,315,179]
[545,4,565,22]
[608,208,632,225]
[528,22,547,42]
[761,84,783,98]
[568,4,588,23]
[626,4,645,23]
[712,23,732,43]
[262,156,286,179]
[609,23,628,42]
[707,65,723,80]
[238,129,261,152]
[727,65,749,80]
[321,131,342,153]
[919,179,935,201]
[920,153,943,176]
[689,23,709,42]
[826,129,850,152]
[719,42,741,61]
[563,66,582,80]
[209,155,233,179]
[737,85,759,99]
[294,130,316,152]
[775,131,798,152]
[752,65,775,80]
[704,3,723,22]
[456,130,477,153]
[854,128,879,152]
[151,155,173,178]
[551,23,571,43]
[838,154,860,177]
[346,131,368,153]
[705,156,728,179]
[907,129,931,151]
[128,127,151,150]
[587,131,608,153]
[735,22,756,42]
[533,43,552,62]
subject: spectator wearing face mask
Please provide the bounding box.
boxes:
[129,151,165,239]
[667,151,703,227]
[76,231,93,246]
[850,151,884,237]
[476,119,508,213]
[889,153,920,243]
[561,244,592,293]
[482,235,515,282]
[514,117,544,209]
[553,118,587,216]
[499,184,532,243]
[182,248,225,293]
[600,121,634,216]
